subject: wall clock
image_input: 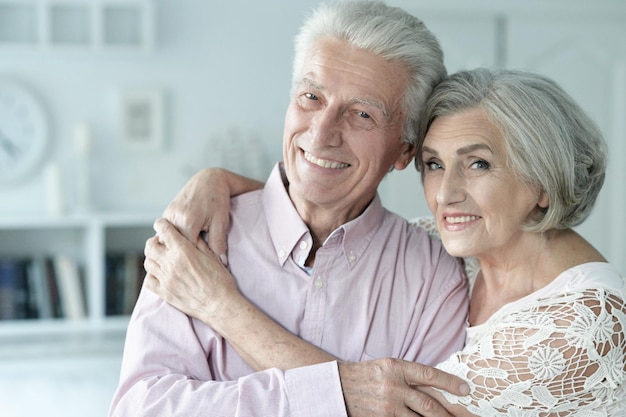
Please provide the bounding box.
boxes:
[0,79,50,185]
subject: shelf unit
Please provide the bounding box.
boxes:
[0,212,157,346]
[0,0,154,52]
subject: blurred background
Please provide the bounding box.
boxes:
[0,0,624,416]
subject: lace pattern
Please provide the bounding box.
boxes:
[437,289,626,416]
[410,216,626,415]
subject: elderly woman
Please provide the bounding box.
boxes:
[144,69,626,416]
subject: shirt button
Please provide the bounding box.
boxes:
[278,249,286,258]
[314,277,323,289]
[348,251,357,262]
[299,241,308,250]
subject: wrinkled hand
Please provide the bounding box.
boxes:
[162,168,231,265]
[338,359,467,417]
[144,218,238,324]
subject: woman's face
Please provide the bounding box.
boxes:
[421,108,548,260]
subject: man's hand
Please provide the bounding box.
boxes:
[144,218,239,324]
[339,359,468,417]
[162,168,232,265]
[145,220,337,372]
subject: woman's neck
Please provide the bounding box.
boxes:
[469,228,606,325]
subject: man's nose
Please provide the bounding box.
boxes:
[310,108,342,147]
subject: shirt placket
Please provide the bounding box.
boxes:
[299,236,341,346]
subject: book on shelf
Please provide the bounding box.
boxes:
[53,254,87,320]
[0,250,145,321]
[105,252,145,316]
[0,258,31,320]
[26,256,54,319]
[0,255,86,321]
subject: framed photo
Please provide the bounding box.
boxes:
[119,88,164,151]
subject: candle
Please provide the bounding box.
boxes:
[73,122,92,211]
[44,162,64,216]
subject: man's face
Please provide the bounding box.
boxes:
[283,37,414,221]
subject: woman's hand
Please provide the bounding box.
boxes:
[162,167,264,265]
[339,359,468,417]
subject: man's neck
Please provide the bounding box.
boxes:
[281,168,376,266]
[293,196,368,240]
[292,197,374,268]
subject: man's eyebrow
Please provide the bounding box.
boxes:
[350,97,388,118]
[300,77,323,91]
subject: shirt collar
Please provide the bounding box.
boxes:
[334,192,385,268]
[263,163,309,267]
[263,162,386,268]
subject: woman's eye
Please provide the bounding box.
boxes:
[425,161,442,171]
[471,160,490,170]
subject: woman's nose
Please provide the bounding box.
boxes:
[436,170,465,206]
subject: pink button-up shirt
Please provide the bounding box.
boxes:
[109,163,468,417]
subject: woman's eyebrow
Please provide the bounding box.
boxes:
[422,145,438,156]
[421,143,493,156]
[456,143,492,155]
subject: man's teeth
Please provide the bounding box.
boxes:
[304,152,349,169]
[446,216,479,224]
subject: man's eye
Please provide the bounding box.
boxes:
[358,111,370,119]
[305,92,318,100]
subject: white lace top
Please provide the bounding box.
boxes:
[411,217,626,416]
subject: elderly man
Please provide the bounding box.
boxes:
[109,2,469,417]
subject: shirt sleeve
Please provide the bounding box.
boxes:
[435,288,626,416]
[108,287,348,417]
[413,254,469,366]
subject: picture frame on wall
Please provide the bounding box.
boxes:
[118,88,164,151]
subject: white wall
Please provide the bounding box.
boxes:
[0,0,321,214]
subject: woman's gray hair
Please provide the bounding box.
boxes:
[415,68,607,232]
[292,0,446,146]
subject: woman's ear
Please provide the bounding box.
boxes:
[538,190,549,209]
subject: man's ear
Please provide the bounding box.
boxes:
[393,142,417,171]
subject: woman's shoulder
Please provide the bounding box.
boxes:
[494,277,626,352]
[409,216,440,237]
[562,261,624,292]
